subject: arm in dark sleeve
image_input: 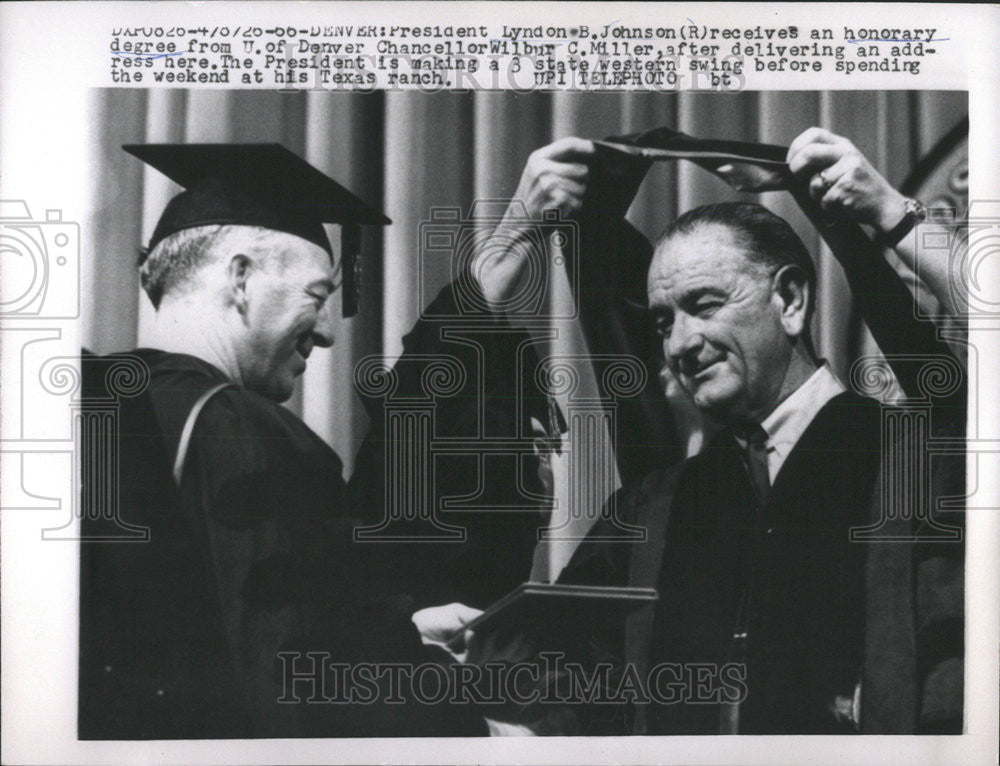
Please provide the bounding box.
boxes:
[188,394,486,737]
[351,276,549,608]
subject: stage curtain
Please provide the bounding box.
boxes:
[82,89,967,478]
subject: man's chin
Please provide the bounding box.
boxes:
[258,386,293,403]
[253,374,296,403]
[269,360,306,402]
[691,383,742,420]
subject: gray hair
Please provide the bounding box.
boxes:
[139,225,281,308]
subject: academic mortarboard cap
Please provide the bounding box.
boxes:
[123,143,390,316]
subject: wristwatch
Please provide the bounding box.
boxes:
[877,197,928,248]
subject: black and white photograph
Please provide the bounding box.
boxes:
[1,3,997,765]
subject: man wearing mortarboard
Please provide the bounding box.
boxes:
[77,144,477,739]
[78,138,620,739]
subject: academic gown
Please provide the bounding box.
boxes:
[349,283,552,610]
[78,347,487,739]
[347,231,676,609]
[79,245,673,737]
[555,391,964,735]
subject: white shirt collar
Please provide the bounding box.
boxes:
[759,363,845,482]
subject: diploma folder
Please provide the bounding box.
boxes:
[449,583,658,649]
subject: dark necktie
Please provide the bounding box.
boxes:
[720,423,769,735]
[739,423,770,508]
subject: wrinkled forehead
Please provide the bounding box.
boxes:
[648,222,756,293]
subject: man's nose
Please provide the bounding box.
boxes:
[312,300,336,348]
[665,313,701,362]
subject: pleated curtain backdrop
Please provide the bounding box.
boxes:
[83,89,967,477]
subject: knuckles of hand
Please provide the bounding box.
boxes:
[540,175,560,195]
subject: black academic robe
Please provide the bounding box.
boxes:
[345,215,675,612]
[556,391,964,735]
[78,348,486,739]
[349,284,551,609]
[78,239,672,738]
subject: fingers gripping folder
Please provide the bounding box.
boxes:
[447,582,658,651]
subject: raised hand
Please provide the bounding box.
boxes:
[786,126,907,234]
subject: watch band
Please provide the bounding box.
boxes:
[877,198,927,248]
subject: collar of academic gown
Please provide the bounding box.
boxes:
[759,362,846,483]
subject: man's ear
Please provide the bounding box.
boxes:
[226,254,252,314]
[773,264,810,337]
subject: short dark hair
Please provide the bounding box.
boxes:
[657,201,817,330]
